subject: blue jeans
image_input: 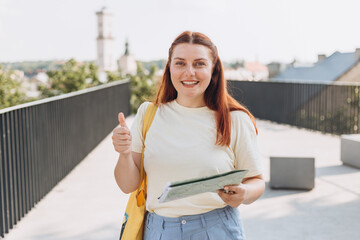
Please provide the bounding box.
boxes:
[144,205,246,240]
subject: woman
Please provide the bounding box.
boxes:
[113,31,265,240]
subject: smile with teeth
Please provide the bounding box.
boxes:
[181,81,199,85]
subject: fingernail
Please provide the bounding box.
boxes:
[224,187,229,190]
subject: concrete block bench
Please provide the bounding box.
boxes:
[341,134,360,169]
[270,157,315,190]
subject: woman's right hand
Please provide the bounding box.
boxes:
[113,113,141,193]
[112,112,132,155]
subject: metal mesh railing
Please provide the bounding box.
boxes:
[228,80,360,135]
[0,80,130,237]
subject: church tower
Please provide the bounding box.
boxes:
[96,7,117,72]
[118,40,137,75]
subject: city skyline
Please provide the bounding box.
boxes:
[1,0,360,64]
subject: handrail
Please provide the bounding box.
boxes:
[0,79,129,114]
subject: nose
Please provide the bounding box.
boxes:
[185,64,195,76]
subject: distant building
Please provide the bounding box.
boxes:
[272,48,360,83]
[267,62,290,78]
[244,62,269,81]
[224,62,269,81]
[118,40,137,75]
[96,7,117,72]
[224,67,252,81]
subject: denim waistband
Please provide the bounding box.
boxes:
[146,205,237,229]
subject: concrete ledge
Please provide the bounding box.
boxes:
[341,134,360,169]
[270,157,315,190]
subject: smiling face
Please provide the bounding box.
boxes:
[169,43,213,107]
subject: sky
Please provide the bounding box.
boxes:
[1,0,360,64]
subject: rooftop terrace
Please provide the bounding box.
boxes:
[3,116,360,240]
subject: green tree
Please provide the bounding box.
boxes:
[129,63,157,113]
[39,59,100,98]
[38,58,157,114]
[106,70,124,82]
[0,65,28,109]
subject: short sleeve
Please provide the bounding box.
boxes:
[130,101,150,153]
[231,111,263,178]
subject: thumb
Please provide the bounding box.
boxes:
[118,112,128,128]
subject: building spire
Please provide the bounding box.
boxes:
[124,40,129,56]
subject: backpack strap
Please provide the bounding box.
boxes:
[136,102,157,206]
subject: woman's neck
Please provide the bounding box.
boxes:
[175,97,206,108]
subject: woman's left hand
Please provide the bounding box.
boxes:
[217,184,248,208]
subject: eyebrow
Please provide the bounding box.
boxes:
[194,58,208,61]
[173,57,209,61]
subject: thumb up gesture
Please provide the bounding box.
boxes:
[112,112,132,155]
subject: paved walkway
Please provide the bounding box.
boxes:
[3,117,360,240]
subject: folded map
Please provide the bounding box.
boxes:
[158,169,248,203]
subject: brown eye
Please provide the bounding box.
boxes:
[195,62,205,67]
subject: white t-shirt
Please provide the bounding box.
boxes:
[131,100,263,217]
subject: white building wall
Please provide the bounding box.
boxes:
[119,55,137,75]
[96,8,117,72]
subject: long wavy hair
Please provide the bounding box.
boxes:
[155,31,257,146]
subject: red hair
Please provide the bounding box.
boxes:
[155,31,258,146]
